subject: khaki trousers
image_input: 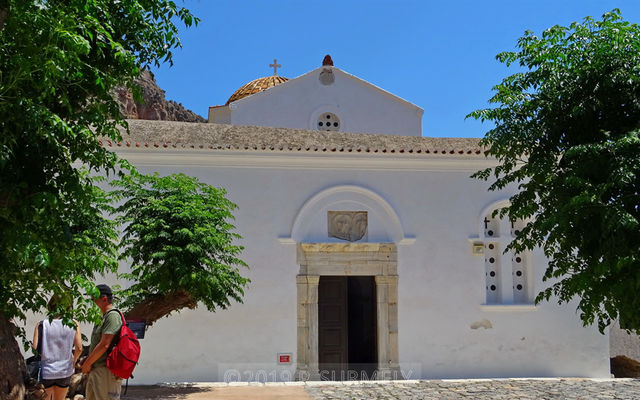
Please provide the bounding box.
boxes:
[85,366,122,400]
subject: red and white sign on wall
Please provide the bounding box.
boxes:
[278,353,292,365]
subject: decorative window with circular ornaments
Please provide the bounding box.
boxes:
[317,112,340,131]
[482,210,533,306]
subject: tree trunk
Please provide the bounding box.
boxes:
[0,4,8,32]
[0,314,26,400]
[124,290,196,327]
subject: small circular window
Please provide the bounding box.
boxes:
[317,112,340,131]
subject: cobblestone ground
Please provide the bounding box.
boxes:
[304,379,640,399]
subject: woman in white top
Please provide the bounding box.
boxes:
[33,294,83,400]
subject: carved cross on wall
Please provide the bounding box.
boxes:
[484,217,490,229]
[270,58,281,76]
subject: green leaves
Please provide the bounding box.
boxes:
[112,172,249,321]
[0,0,198,331]
[470,9,640,333]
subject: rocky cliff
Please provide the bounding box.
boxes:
[115,70,206,123]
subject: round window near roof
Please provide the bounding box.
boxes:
[317,112,340,131]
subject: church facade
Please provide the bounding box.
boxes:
[103,57,610,383]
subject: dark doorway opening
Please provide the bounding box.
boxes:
[318,276,377,380]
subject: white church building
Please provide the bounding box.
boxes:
[102,56,610,383]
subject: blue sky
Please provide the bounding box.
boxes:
[151,1,640,138]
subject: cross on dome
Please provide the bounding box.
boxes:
[269,58,281,76]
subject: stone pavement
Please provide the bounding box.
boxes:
[139,379,640,399]
[303,379,640,399]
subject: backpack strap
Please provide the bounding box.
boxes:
[104,309,127,325]
[116,310,127,325]
[104,308,120,318]
[106,308,128,329]
[103,308,124,350]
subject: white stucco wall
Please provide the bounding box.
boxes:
[89,149,607,383]
[225,67,423,136]
[20,149,610,383]
[610,320,640,361]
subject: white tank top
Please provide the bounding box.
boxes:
[40,319,76,379]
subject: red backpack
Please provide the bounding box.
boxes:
[106,310,141,379]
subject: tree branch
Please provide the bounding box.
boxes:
[123,290,196,327]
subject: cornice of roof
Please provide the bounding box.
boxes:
[100,120,486,156]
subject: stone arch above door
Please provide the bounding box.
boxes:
[289,185,410,244]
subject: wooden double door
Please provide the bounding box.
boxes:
[318,276,377,380]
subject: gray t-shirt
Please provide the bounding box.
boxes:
[89,309,122,368]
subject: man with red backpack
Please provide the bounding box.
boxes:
[81,284,123,400]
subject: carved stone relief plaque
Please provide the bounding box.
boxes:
[328,211,367,242]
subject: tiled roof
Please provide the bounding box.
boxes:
[101,120,486,156]
[226,75,289,105]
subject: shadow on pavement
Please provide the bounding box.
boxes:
[123,385,210,400]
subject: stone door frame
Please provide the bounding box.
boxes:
[295,242,400,380]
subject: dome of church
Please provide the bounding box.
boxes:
[226,75,289,105]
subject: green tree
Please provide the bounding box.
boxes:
[112,172,249,326]
[0,0,198,397]
[469,9,640,333]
